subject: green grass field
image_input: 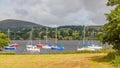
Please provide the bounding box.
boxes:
[0,53,114,68]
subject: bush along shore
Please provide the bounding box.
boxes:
[103,51,120,67]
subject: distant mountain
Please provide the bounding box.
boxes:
[0,19,46,30]
[0,19,103,31]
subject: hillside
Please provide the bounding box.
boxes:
[58,25,103,31]
[0,20,103,40]
[0,19,46,30]
[0,19,103,31]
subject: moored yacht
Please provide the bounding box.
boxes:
[26,28,40,52]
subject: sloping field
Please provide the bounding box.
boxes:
[0,53,114,68]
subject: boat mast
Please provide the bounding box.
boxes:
[7,29,11,45]
[39,28,41,44]
[8,29,10,39]
[92,29,95,44]
[30,27,33,45]
[55,27,58,44]
[45,28,48,43]
[83,26,86,45]
[14,32,16,40]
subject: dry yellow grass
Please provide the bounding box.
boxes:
[0,53,114,68]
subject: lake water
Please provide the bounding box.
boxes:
[5,40,102,54]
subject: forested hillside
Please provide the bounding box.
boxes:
[0,19,103,40]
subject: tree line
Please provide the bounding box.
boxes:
[0,26,103,40]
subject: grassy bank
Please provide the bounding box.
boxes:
[0,48,112,55]
[0,52,15,55]
[43,50,105,54]
[37,49,113,55]
[0,53,114,68]
[0,49,118,68]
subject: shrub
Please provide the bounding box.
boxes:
[104,51,120,67]
[112,56,120,67]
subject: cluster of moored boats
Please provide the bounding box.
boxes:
[4,42,64,52]
[4,42,102,52]
[26,42,64,52]
[4,28,64,52]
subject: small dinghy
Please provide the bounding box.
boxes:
[51,44,64,50]
[12,43,19,47]
[4,45,16,50]
[37,43,44,48]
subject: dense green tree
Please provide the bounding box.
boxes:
[96,32,105,42]
[68,30,73,36]
[0,33,10,49]
[103,0,120,51]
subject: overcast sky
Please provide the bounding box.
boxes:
[0,0,112,27]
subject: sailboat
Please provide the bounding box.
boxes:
[51,27,64,50]
[4,29,17,50]
[88,30,102,50]
[42,28,52,49]
[26,28,40,52]
[36,28,44,48]
[12,32,19,47]
[77,26,95,51]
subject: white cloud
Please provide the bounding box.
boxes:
[0,0,112,27]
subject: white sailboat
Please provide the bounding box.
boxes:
[88,30,102,50]
[41,28,52,49]
[26,28,40,52]
[77,26,95,51]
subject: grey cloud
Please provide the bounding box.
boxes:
[16,0,42,6]
[0,0,112,27]
[14,8,29,16]
[83,0,110,25]
[47,0,83,17]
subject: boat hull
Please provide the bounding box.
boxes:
[42,45,51,49]
[26,45,40,52]
[5,47,16,50]
[77,47,95,51]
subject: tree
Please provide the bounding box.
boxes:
[0,33,10,49]
[103,0,120,51]
[96,32,105,42]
